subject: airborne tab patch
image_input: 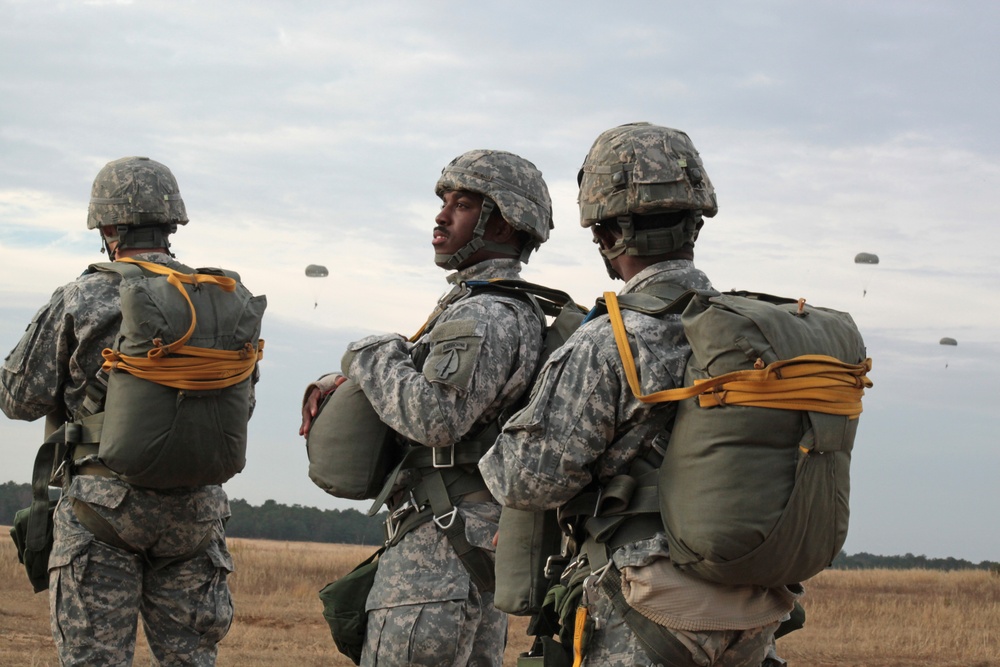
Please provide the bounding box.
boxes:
[423,319,483,390]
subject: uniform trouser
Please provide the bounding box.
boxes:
[360,582,507,667]
[48,491,234,666]
[582,586,779,667]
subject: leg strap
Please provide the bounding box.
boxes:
[70,498,214,571]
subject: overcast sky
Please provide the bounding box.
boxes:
[1,0,998,563]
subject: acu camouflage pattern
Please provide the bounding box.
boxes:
[435,150,554,244]
[578,122,718,227]
[340,258,545,667]
[480,261,792,664]
[87,156,188,229]
[582,587,779,667]
[1,252,170,422]
[1,252,242,665]
[50,477,233,666]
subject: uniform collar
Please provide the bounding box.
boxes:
[447,258,523,286]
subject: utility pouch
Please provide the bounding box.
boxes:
[10,422,74,593]
[9,500,57,593]
[495,507,564,615]
[318,546,384,665]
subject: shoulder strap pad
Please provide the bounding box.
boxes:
[88,260,144,280]
[466,279,586,319]
[593,284,716,317]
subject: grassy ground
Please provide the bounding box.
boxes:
[2,535,997,666]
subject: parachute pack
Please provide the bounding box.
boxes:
[496,285,872,622]
[88,257,266,488]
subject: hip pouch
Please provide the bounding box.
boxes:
[318,547,384,665]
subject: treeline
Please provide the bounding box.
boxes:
[226,498,386,545]
[1,481,997,567]
[831,550,999,572]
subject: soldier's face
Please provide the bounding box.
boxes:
[434,189,484,257]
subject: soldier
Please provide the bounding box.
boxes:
[300,150,554,667]
[1,157,248,665]
[480,123,799,667]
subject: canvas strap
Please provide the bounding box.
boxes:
[604,291,873,418]
[92,258,264,391]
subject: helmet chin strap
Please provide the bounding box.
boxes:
[595,212,704,280]
[598,213,702,260]
[102,224,176,259]
[436,199,519,270]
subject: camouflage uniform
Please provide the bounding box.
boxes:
[1,251,237,666]
[480,260,797,667]
[330,257,544,667]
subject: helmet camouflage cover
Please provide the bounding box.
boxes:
[435,149,553,245]
[577,122,718,228]
[87,156,188,230]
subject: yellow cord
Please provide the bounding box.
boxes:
[604,291,872,418]
[101,258,263,390]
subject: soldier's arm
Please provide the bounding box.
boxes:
[0,292,68,422]
[480,331,619,510]
[342,298,524,447]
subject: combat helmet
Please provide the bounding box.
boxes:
[88,156,188,255]
[578,122,717,267]
[434,149,553,270]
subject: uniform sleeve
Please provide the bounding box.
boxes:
[342,298,529,447]
[0,290,69,421]
[479,331,620,510]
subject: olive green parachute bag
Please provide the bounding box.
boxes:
[605,288,872,587]
[88,258,266,488]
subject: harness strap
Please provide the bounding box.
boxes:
[599,565,705,667]
[370,423,502,593]
[92,258,264,391]
[70,498,214,570]
[605,291,873,418]
[25,426,66,553]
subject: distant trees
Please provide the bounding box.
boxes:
[830,550,999,572]
[0,481,33,528]
[226,498,386,545]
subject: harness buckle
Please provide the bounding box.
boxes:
[432,444,455,468]
[385,496,423,543]
[544,554,570,580]
[433,508,458,530]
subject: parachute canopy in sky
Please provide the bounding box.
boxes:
[854,252,880,265]
[939,337,958,346]
[305,264,329,278]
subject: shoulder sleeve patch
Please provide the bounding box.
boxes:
[423,318,484,390]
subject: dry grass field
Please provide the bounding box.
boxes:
[1,534,997,666]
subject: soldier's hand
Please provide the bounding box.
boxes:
[299,375,347,437]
